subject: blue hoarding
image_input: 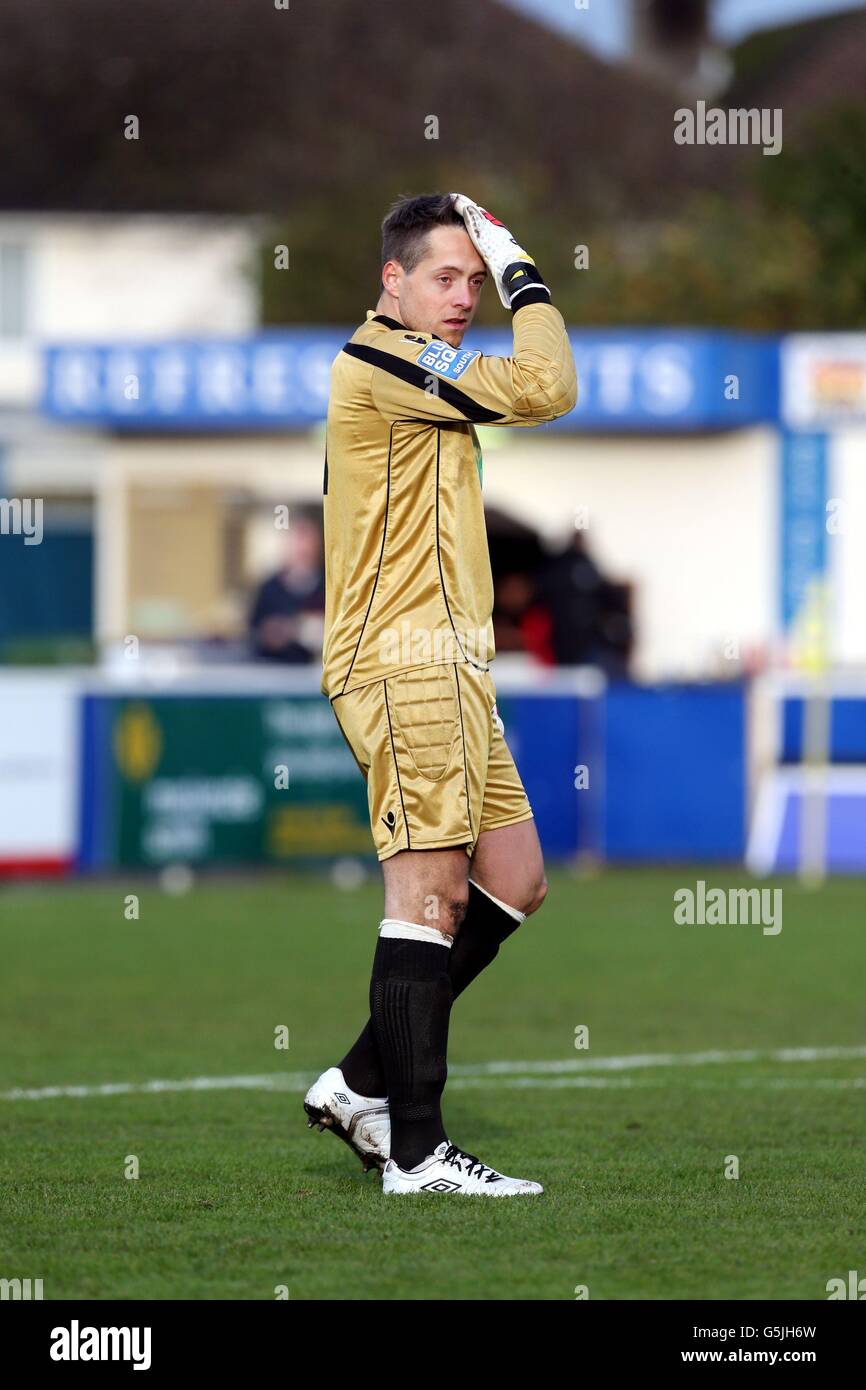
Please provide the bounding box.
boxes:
[41,329,779,433]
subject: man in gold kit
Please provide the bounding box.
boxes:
[304,192,576,1195]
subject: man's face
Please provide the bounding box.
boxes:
[386,225,487,347]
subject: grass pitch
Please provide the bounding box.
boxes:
[1,868,864,1300]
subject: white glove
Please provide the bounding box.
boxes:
[450,192,550,311]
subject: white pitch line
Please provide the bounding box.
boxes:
[0,1074,304,1102]
[450,1045,866,1074]
[448,1076,866,1091]
[2,1045,866,1102]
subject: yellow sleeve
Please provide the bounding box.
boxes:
[360,302,577,428]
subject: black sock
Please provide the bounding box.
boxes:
[448,881,524,1003]
[337,1017,389,1099]
[369,933,453,1170]
[339,882,523,1099]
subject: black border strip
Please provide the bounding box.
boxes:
[342,341,505,424]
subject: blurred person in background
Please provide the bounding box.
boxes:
[493,571,555,666]
[248,510,326,663]
[541,528,633,677]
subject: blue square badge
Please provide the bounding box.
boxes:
[415,341,480,381]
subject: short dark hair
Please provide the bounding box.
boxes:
[381,193,465,276]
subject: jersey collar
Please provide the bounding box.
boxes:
[367,311,405,332]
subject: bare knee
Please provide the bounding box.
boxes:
[385,885,467,938]
[382,848,469,938]
[470,823,548,921]
[523,874,548,918]
[471,869,547,920]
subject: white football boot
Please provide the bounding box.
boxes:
[382,1140,543,1196]
[303,1066,390,1173]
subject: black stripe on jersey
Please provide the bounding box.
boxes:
[341,341,505,425]
[338,422,394,695]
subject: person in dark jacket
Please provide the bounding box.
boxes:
[249,512,325,663]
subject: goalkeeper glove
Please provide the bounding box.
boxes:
[450,192,551,311]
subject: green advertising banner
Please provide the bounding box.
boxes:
[86,694,373,867]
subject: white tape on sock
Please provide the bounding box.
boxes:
[379,919,453,947]
[467,879,526,924]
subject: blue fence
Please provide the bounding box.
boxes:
[75,679,748,868]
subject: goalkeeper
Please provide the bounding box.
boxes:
[305,192,577,1196]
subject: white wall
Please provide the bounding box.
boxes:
[0,214,260,408]
[3,391,782,681]
[477,425,777,680]
[76,427,777,681]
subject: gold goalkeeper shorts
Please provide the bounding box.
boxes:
[331,661,533,861]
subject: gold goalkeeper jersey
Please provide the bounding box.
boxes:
[321,300,577,699]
